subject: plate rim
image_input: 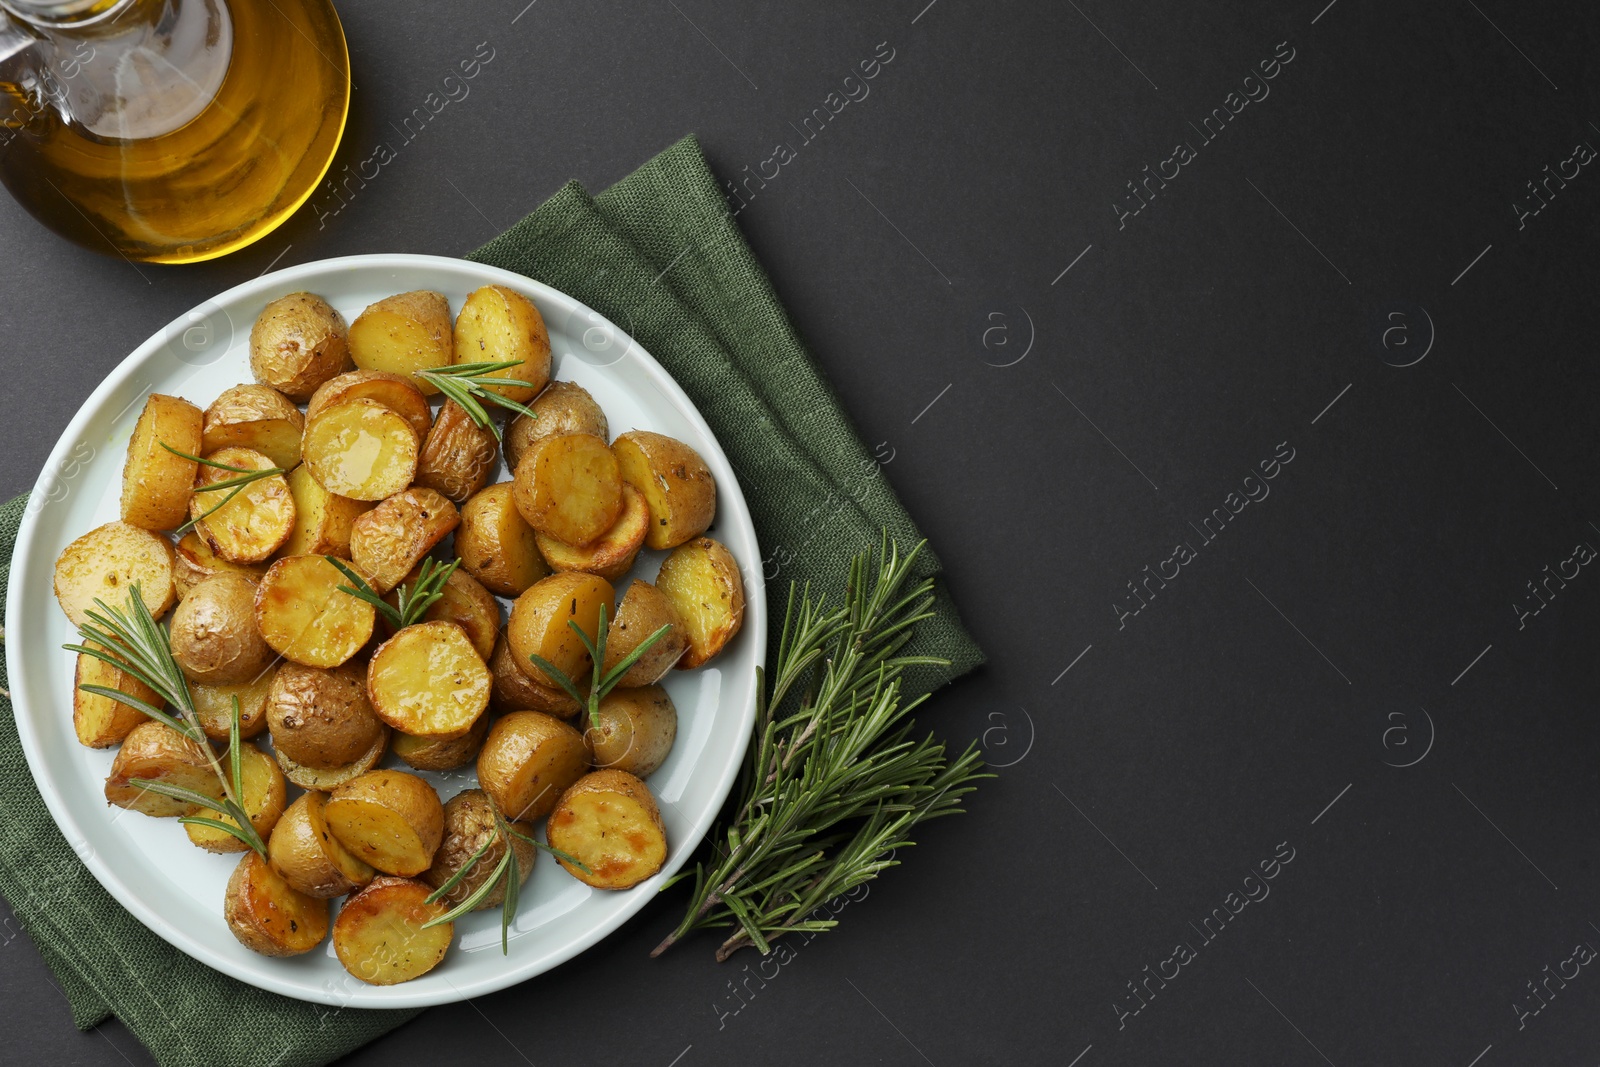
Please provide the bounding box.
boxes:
[4,252,766,1007]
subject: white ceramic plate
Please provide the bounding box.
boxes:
[5,254,765,1007]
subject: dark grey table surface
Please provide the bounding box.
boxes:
[5,0,1600,1063]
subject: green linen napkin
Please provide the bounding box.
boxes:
[0,133,982,1067]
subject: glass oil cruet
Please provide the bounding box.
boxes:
[0,0,349,263]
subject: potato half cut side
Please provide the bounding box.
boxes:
[254,555,376,668]
[368,621,490,739]
[307,369,433,442]
[190,447,295,563]
[120,393,202,531]
[201,384,304,470]
[452,285,551,404]
[348,290,454,396]
[504,380,608,472]
[505,572,614,689]
[302,398,419,501]
[279,463,372,558]
[53,521,176,628]
[455,482,549,597]
[333,877,453,985]
[191,664,278,741]
[656,537,746,669]
[393,708,490,772]
[422,789,535,911]
[511,433,623,548]
[535,484,649,582]
[267,790,375,898]
[225,851,330,957]
[325,770,446,877]
[547,769,668,890]
[73,642,161,748]
[612,430,716,550]
[476,711,591,823]
[104,721,222,817]
[249,291,352,402]
[600,580,688,687]
[348,487,459,594]
[173,531,268,599]
[414,400,498,504]
[185,742,287,853]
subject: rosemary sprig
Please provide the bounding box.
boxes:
[415,361,540,442]
[651,537,988,961]
[63,590,267,855]
[325,555,460,630]
[159,442,285,537]
[528,603,672,728]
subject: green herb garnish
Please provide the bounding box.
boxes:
[325,555,460,630]
[528,603,672,729]
[159,442,286,537]
[415,360,540,442]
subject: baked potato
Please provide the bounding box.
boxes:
[512,432,623,547]
[503,380,608,472]
[173,530,268,598]
[585,686,677,778]
[452,285,551,404]
[600,579,688,686]
[249,292,353,402]
[546,769,667,890]
[325,770,445,877]
[414,400,498,503]
[201,384,304,470]
[367,621,491,739]
[505,572,615,689]
[225,851,330,957]
[53,521,177,628]
[301,397,419,502]
[190,446,295,564]
[307,368,433,443]
[657,536,745,668]
[278,463,372,558]
[104,721,222,817]
[421,788,535,910]
[454,482,549,597]
[267,660,387,770]
[381,564,499,660]
[72,642,160,748]
[190,664,278,741]
[254,555,376,668]
[333,876,452,985]
[476,711,591,822]
[276,727,390,792]
[348,290,454,395]
[267,790,374,898]
[613,430,716,550]
[393,708,490,772]
[185,741,286,853]
[535,484,648,581]
[348,487,459,594]
[120,393,202,530]
[489,636,580,718]
[169,573,275,686]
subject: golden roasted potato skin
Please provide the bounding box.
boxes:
[657,536,746,669]
[53,521,177,628]
[73,642,160,748]
[348,290,454,396]
[536,484,648,582]
[267,660,386,770]
[169,573,274,686]
[173,531,268,599]
[586,686,677,778]
[249,292,352,402]
[120,393,201,530]
[512,432,624,548]
[547,769,667,890]
[301,398,419,502]
[455,482,549,597]
[333,877,453,985]
[185,742,286,853]
[476,711,590,823]
[190,664,277,740]
[307,369,433,442]
[613,430,717,550]
[452,285,551,404]
[254,555,376,668]
[506,572,615,689]
[201,384,304,470]
[415,400,498,503]
[422,789,535,910]
[393,708,490,772]
[190,447,295,564]
[489,636,580,718]
[348,487,459,594]
[225,851,330,957]
[367,621,491,740]
[601,579,688,686]
[267,790,375,898]
[275,726,390,791]
[104,721,222,816]
[380,564,499,659]
[503,380,608,472]
[279,463,372,558]
[325,770,445,877]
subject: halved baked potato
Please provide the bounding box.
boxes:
[535,484,648,581]
[120,393,202,531]
[348,487,459,594]
[254,555,376,668]
[73,642,160,748]
[190,664,278,741]
[503,380,608,472]
[301,398,419,502]
[268,790,375,898]
[267,660,387,770]
[173,530,268,598]
[454,482,549,597]
[185,741,287,853]
[656,537,745,669]
[511,433,623,547]
[476,711,591,823]
[333,876,452,985]
[600,579,688,686]
[169,573,274,686]
[225,850,330,957]
[190,446,295,564]
[201,384,304,470]
[367,621,490,739]
[53,521,177,628]
[421,788,535,910]
[612,430,716,550]
[414,400,498,503]
[104,721,222,817]
[249,292,353,402]
[585,686,677,778]
[546,769,667,889]
[307,369,432,443]
[348,290,454,396]
[325,770,445,877]
[278,463,372,558]
[505,572,614,689]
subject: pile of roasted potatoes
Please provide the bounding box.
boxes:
[52,285,746,985]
